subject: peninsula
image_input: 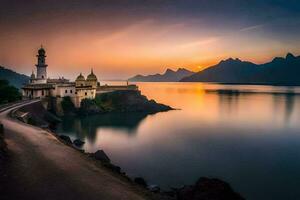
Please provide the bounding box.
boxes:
[20,47,172,117]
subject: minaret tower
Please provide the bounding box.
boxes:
[36,45,48,81]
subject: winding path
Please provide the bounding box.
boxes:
[0,100,152,200]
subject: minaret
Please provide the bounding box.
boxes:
[30,70,36,83]
[36,45,48,80]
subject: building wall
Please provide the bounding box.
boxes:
[75,80,86,87]
[73,88,96,108]
[85,80,97,89]
[52,85,76,98]
[22,89,52,99]
[37,66,47,79]
[34,79,47,84]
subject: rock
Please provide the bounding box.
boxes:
[73,139,85,147]
[162,190,177,197]
[0,123,7,161]
[103,162,121,173]
[134,177,147,187]
[177,177,245,200]
[95,90,173,114]
[148,185,160,193]
[93,150,110,163]
[79,99,104,115]
[59,135,72,144]
[0,124,3,134]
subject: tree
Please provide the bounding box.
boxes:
[0,79,21,104]
[61,96,75,112]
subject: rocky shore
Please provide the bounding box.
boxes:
[12,90,173,129]
[55,133,245,200]
[67,90,173,116]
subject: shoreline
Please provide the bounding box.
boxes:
[1,100,244,200]
[0,100,169,200]
[10,100,176,197]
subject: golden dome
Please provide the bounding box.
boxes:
[76,73,85,81]
[86,69,97,81]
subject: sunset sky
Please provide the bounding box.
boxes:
[1,0,300,80]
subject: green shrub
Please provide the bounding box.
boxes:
[61,96,75,112]
[0,79,21,104]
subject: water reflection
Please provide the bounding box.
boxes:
[206,89,300,126]
[58,112,149,142]
[55,83,300,200]
[216,91,240,116]
[272,93,296,124]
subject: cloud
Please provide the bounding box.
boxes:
[239,24,265,32]
[178,37,220,49]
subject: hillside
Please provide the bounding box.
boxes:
[128,68,194,82]
[181,58,259,83]
[181,53,300,85]
[0,66,29,88]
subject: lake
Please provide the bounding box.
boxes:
[55,82,300,200]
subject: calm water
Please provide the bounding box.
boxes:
[56,82,300,200]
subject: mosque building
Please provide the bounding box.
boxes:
[22,46,98,107]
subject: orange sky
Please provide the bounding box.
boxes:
[1,22,298,80]
[1,0,300,80]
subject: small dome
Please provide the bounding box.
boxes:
[76,73,85,81]
[87,69,97,81]
[38,47,46,55]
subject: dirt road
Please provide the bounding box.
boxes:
[0,100,153,200]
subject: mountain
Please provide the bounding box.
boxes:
[0,66,29,88]
[128,68,194,82]
[181,53,300,85]
[181,58,259,83]
[252,53,300,85]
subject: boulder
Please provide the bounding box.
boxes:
[148,185,160,193]
[73,139,85,147]
[93,150,110,163]
[134,177,147,187]
[59,135,72,144]
[177,177,245,200]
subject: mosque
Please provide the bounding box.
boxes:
[22,47,100,107]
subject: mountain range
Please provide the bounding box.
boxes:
[2,52,300,88]
[0,66,29,88]
[181,53,300,85]
[128,68,194,82]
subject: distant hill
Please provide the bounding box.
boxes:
[181,53,300,85]
[0,66,29,88]
[128,68,194,82]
